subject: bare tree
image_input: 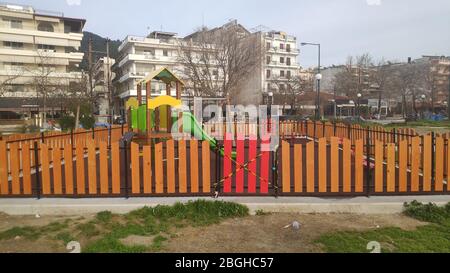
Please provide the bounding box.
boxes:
[371,59,392,118]
[389,62,424,118]
[0,69,23,97]
[27,51,67,126]
[178,24,262,103]
[272,74,312,112]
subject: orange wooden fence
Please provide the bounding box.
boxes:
[0,132,449,198]
[280,136,450,195]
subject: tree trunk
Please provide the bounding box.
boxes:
[75,104,80,130]
[377,90,382,119]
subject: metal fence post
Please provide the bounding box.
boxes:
[40,132,45,144]
[313,120,317,140]
[123,140,129,199]
[70,129,74,146]
[92,128,95,139]
[121,123,124,136]
[214,141,221,198]
[333,121,337,136]
[34,141,41,200]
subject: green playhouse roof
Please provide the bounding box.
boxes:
[137,67,185,86]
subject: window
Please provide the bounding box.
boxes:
[3,41,23,49]
[37,22,54,32]
[213,70,219,79]
[280,57,284,64]
[3,19,22,29]
[266,56,271,65]
[287,70,291,78]
[280,70,285,77]
[266,70,271,79]
[163,50,168,56]
[286,58,291,66]
[266,42,271,50]
[280,84,285,91]
[4,62,24,71]
[38,44,56,52]
[286,44,291,52]
[280,43,285,50]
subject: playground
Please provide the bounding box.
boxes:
[0,67,449,199]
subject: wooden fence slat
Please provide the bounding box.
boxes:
[41,144,51,195]
[223,134,233,193]
[155,142,164,194]
[435,137,444,192]
[53,147,62,195]
[178,140,187,193]
[190,140,199,193]
[64,144,74,194]
[423,135,432,192]
[343,138,351,193]
[259,138,270,194]
[0,141,7,195]
[355,139,364,193]
[294,144,303,193]
[306,141,315,193]
[448,139,450,192]
[76,144,85,194]
[99,141,109,194]
[111,142,120,194]
[399,140,408,192]
[248,137,257,193]
[330,137,339,193]
[88,140,97,194]
[167,140,176,194]
[387,143,396,192]
[318,138,327,193]
[282,141,291,193]
[131,142,140,194]
[22,144,32,195]
[236,136,245,193]
[202,141,211,193]
[143,145,152,194]
[375,141,383,193]
[10,143,20,195]
[411,137,420,192]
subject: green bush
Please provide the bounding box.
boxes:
[80,114,95,130]
[403,201,450,224]
[59,115,76,131]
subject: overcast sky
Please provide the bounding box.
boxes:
[10,0,450,68]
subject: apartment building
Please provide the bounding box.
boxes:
[113,20,301,109]
[113,31,180,101]
[264,31,301,93]
[92,57,115,123]
[416,55,450,107]
[0,3,85,119]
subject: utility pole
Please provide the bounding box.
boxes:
[88,37,93,98]
[106,38,112,124]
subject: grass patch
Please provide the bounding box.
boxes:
[55,232,76,244]
[255,210,271,216]
[316,201,450,253]
[83,200,249,253]
[77,222,100,238]
[96,211,113,223]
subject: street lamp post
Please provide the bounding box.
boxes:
[301,42,321,120]
[357,93,362,117]
[421,94,426,119]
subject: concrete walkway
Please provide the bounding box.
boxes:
[0,196,449,215]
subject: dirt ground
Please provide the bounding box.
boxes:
[0,212,426,253]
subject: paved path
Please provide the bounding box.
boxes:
[0,196,449,215]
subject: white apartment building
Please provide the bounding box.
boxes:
[92,57,115,123]
[113,31,181,101]
[113,21,301,109]
[0,3,85,118]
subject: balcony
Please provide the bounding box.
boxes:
[266,46,299,55]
